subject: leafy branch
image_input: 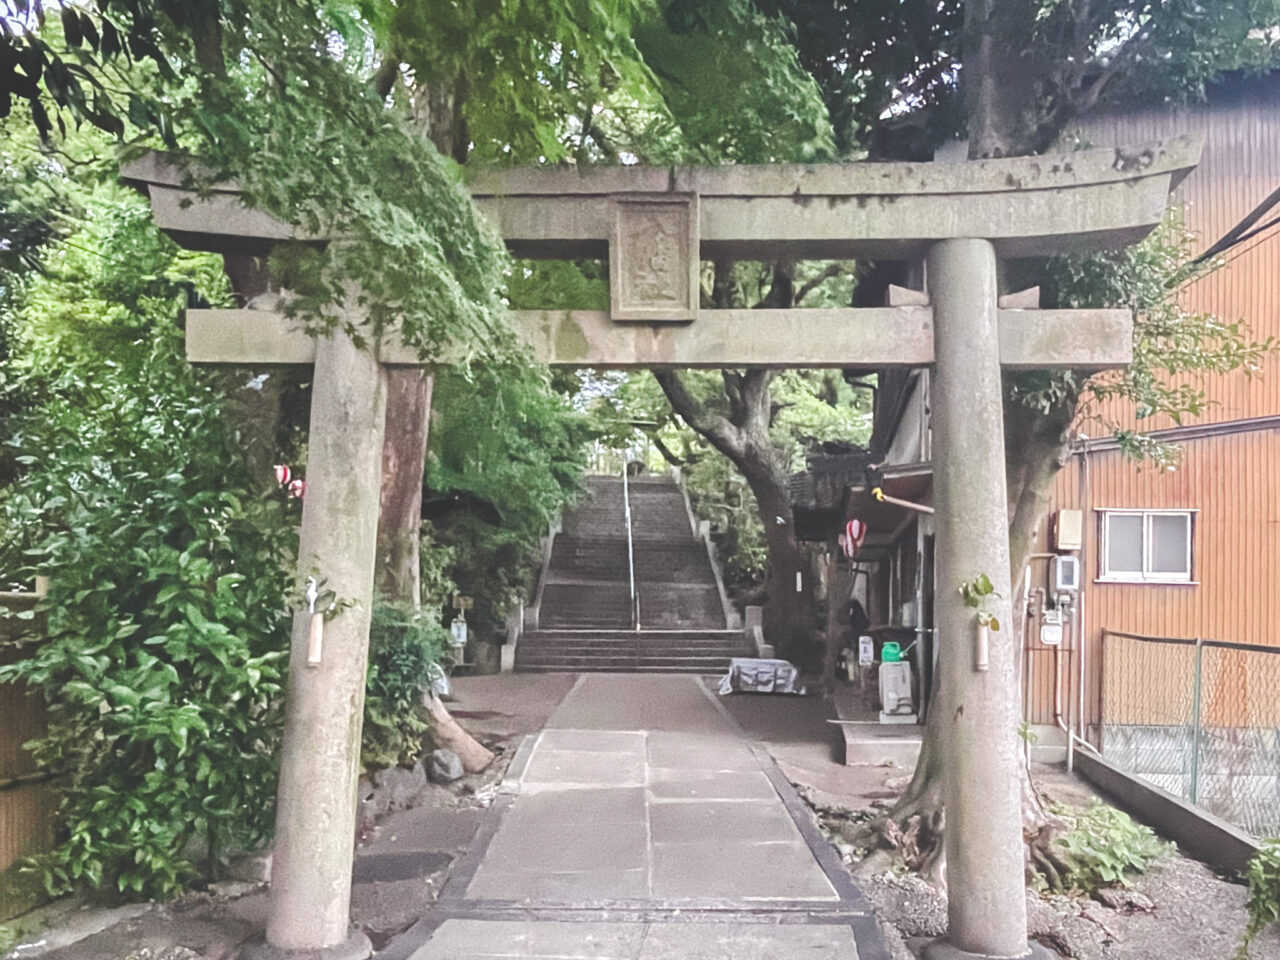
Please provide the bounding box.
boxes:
[959,573,1001,631]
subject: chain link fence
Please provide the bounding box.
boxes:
[1100,629,1280,839]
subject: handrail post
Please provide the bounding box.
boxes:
[1189,637,1204,804]
[622,464,638,631]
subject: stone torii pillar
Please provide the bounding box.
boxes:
[122,137,1198,960]
[265,307,385,960]
[927,238,1028,959]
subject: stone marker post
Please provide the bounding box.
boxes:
[925,239,1044,960]
[249,306,387,960]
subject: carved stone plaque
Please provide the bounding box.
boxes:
[610,196,698,322]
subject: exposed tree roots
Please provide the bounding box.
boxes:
[840,736,1072,893]
[425,692,494,772]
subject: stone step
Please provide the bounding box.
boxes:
[520,631,745,644]
[520,628,744,641]
[536,475,728,635]
[518,643,749,657]
[512,660,737,670]
[512,670,732,675]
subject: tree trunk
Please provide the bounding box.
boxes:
[859,353,1081,891]
[375,72,490,772]
[653,365,817,661]
[741,453,815,660]
[864,616,1064,887]
[1004,390,1078,583]
[964,0,1042,159]
[376,369,433,606]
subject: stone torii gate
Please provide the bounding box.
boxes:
[122,136,1197,960]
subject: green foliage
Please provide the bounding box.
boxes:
[626,0,835,164]
[756,0,961,154]
[1026,212,1276,468]
[1238,840,1280,960]
[1050,801,1171,894]
[761,0,1280,154]
[682,452,768,586]
[6,2,513,363]
[0,184,295,901]
[425,363,592,642]
[362,600,450,769]
[506,259,610,313]
[959,574,1001,631]
[363,0,659,165]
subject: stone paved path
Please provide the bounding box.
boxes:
[380,674,886,960]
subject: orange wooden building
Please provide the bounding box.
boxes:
[1033,73,1280,745]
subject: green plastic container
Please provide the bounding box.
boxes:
[881,641,903,663]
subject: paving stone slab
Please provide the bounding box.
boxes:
[537,729,648,755]
[522,749,647,787]
[408,919,646,958]
[407,920,860,960]
[465,866,650,901]
[473,819,648,875]
[636,923,860,959]
[647,799,800,843]
[500,787,648,824]
[651,840,838,900]
[646,733,758,771]
[647,768,779,801]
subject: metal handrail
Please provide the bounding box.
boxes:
[622,464,639,631]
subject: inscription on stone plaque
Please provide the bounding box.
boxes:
[610,196,698,322]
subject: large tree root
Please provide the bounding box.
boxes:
[425,692,494,773]
[838,737,1071,892]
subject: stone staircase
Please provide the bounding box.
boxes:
[518,475,749,673]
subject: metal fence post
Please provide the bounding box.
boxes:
[1189,637,1204,804]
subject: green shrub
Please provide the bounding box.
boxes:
[0,343,296,899]
[1238,840,1280,959]
[0,189,296,901]
[1051,801,1172,893]
[362,600,451,769]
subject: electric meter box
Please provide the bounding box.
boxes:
[1040,608,1064,646]
[1053,554,1080,592]
[1054,509,1083,551]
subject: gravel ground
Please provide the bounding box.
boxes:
[720,685,1279,960]
[850,852,1280,960]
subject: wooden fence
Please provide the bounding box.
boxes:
[0,581,55,920]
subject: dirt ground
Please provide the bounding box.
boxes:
[717,683,1280,960]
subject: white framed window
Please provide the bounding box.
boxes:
[1097,509,1196,583]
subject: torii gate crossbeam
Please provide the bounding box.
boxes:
[121,136,1199,960]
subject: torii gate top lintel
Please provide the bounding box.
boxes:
[121,135,1200,372]
[467,135,1199,260]
[122,135,1198,260]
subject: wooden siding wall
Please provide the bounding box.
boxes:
[0,596,55,919]
[1030,427,1280,732]
[1025,76,1280,735]
[1076,75,1280,431]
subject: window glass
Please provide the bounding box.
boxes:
[1105,514,1144,575]
[1149,514,1191,576]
